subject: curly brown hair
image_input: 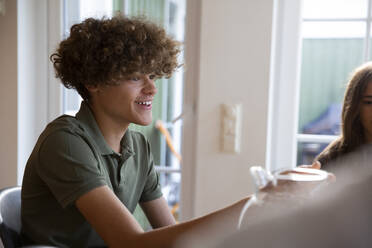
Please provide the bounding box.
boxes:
[50,15,181,100]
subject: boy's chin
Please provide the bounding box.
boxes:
[134,119,152,126]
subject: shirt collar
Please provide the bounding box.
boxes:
[121,129,135,156]
[75,101,134,156]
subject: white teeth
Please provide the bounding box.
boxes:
[137,101,152,106]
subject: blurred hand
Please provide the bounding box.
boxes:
[299,160,321,169]
[240,162,335,230]
[260,161,334,200]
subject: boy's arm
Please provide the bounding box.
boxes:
[76,185,249,248]
[140,196,176,228]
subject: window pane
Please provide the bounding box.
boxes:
[302,0,367,19]
[63,88,82,116]
[79,0,113,19]
[297,142,330,165]
[369,23,372,60]
[302,21,366,38]
[298,22,365,135]
[159,172,181,221]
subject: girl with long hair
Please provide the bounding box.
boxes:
[316,62,372,167]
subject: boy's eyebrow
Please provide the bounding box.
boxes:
[124,72,141,77]
[363,95,372,98]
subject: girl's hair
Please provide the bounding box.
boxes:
[316,62,372,165]
[50,15,181,100]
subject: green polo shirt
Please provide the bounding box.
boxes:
[21,101,162,248]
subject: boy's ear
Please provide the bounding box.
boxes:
[85,84,99,93]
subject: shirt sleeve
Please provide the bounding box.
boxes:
[139,139,163,202]
[36,130,107,208]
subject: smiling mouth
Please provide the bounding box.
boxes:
[135,101,152,106]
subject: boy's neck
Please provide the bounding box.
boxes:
[88,102,129,154]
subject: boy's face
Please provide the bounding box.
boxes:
[89,73,158,128]
[360,81,372,143]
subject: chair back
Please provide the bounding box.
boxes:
[0,187,22,248]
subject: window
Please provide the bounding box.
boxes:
[298,0,371,164]
[61,0,186,222]
[268,0,372,170]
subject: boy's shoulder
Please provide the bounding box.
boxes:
[37,115,84,143]
[45,114,81,133]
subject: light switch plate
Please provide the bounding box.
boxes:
[221,103,242,153]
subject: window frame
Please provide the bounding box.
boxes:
[266,0,304,172]
[269,0,372,171]
[48,1,64,122]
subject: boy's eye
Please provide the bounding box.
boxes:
[149,74,156,80]
[363,100,372,105]
[130,77,140,81]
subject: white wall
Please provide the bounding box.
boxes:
[191,0,274,216]
[0,0,18,188]
[0,0,51,188]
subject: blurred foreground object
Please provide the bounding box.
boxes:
[216,144,372,248]
[238,166,331,229]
